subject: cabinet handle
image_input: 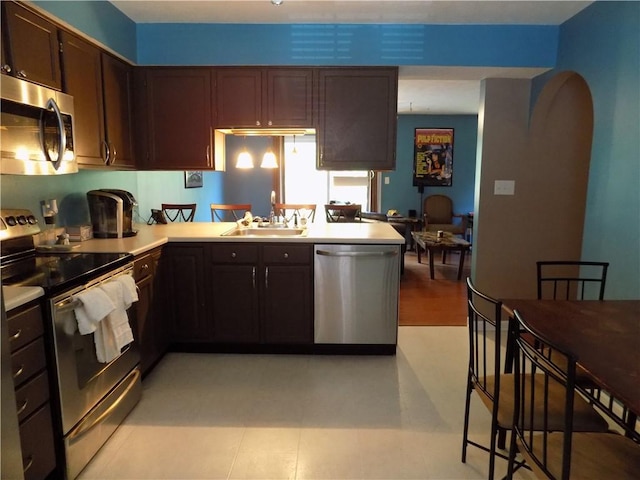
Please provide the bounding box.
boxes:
[206,145,211,168]
[13,364,24,379]
[231,252,237,258]
[141,264,149,270]
[17,70,27,78]
[16,398,28,416]
[283,252,289,259]
[255,121,261,126]
[110,143,117,165]
[265,266,269,289]
[23,455,34,473]
[252,267,256,289]
[268,120,273,126]
[102,141,110,165]
[9,328,21,342]
[1,64,12,74]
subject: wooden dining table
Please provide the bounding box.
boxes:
[501,299,640,418]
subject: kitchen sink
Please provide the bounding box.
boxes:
[222,226,307,237]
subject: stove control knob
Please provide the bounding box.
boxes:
[27,215,38,225]
[6,216,17,226]
[16,216,27,225]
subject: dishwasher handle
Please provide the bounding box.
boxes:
[315,249,398,258]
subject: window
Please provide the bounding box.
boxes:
[282,135,370,211]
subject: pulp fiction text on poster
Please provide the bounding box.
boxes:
[413,128,454,187]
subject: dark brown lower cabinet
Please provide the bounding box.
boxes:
[160,244,209,343]
[209,243,313,345]
[133,247,165,375]
[6,303,57,480]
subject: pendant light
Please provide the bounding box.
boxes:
[236,139,254,169]
[291,134,298,155]
[260,150,278,168]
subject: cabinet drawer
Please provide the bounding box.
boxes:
[263,245,311,264]
[134,253,154,280]
[11,337,46,388]
[210,244,259,263]
[19,404,56,480]
[7,304,44,353]
[15,371,50,423]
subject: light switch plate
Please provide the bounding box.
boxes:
[384,176,390,185]
[494,180,515,195]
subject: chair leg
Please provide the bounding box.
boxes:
[488,419,499,480]
[497,428,507,450]
[461,377,473,463]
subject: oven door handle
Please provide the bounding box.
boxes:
[67,368,141,441]
[55,297,81,314]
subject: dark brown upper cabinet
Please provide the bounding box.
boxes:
[61,33,135,169]
[317,67,398,171]
[215,67,315,128]
[137,67,220,170]
[60,31,106,166]
[2,1,62,89]
[101,53,136,169]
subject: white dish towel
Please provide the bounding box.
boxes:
[97,279,136,363]
[71,288,115,335]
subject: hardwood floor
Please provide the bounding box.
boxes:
[399,249,470,326]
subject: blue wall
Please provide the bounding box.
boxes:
[533,1,639,299]
[383,115,477,217]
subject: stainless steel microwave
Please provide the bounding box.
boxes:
[0,75,77,175]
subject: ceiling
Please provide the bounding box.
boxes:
[111,1,592,114]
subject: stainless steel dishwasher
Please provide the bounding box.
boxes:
[314,244,400,344]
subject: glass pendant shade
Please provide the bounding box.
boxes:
[260,151,278,169]
[236,150,254,169]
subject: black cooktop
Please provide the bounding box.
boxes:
[1,252,133,296]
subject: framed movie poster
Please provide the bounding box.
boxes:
[413,128,454,187]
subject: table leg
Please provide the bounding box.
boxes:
[457,248,467,280]
[417,242,423,263]
[428,247,435,279]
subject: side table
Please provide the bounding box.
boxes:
[411,231,471,280]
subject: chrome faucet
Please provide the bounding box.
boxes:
[269,190,276,224]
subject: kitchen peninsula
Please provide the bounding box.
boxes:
[70,221,404,374]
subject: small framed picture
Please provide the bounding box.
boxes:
[184,171,203,188]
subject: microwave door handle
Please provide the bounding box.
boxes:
[44,98,66,171]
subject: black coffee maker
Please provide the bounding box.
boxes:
[87,189,138,238]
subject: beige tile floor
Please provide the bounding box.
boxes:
[79,327,535,480]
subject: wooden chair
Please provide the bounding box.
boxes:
[161,203,196,222]
[324,204,361,222]
[274,203,316,225]
[462,279,608,480]
[507,310,640,480]
[422,194,467,236]
[210,204,252,222]
[537,260,609,300]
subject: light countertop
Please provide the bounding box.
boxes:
[3,286,45,311]
[70,222,404,256]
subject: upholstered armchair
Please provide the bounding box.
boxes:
[422,194,467,237]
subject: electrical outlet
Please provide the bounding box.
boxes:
[384,177,390,185]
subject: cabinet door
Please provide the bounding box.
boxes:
[3,2,61,89]
[215,68,262,127]
[102,53,135,169]
[161,245,209,342]
[144,68,213,169]
[262,265,313,344]
[60,31,106,166]
[317,68,398,171]
[266,68,315,127]
[210,265,260,343]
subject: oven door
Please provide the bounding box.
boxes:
[48,265,140,435]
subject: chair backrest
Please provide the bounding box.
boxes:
[210,204,252,222]
[466,278,504,404]
[275,203,316,224]
[423,194,454,224]
[536,261,609,300]
[324,204,362,222]
[510,309,577,480]
[161,203,196,222]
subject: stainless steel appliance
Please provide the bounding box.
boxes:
[87,189,138,238]
[314,244,400,345]
[0,75,77,175]
[0,209,141,480]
